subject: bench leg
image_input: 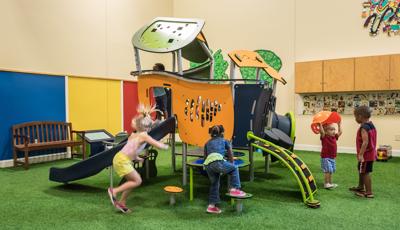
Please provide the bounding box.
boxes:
[13,148,17,167]
[24,150,29,170]
[70,146,74,159]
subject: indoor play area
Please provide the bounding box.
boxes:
[1,1,400,230]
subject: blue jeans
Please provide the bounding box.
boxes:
[204,160,241,204]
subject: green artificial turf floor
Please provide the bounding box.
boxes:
[0,150,399,230]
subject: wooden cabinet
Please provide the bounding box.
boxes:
[295,61,323,93]
[390,54,400,90]
[323,58,354,92]
[355,55,390,91]
[295,54,397,94]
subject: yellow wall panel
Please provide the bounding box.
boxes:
[106,80,122,134]
[68,77,122,135]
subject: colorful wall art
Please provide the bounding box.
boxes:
[362,0,400,36]
[300,92,400,115]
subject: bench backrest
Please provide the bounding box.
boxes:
[12,121,73,145]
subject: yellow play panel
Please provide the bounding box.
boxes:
[68,77,122,135]
[138,73,234,147]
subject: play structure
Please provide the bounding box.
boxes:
[131,17,319,207]
[46,17,319,208]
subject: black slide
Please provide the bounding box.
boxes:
[49,117,176,183]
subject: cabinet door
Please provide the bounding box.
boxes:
[295,61,323,93]
[390,54,400,90]
[355,55,390,91]
[323,58,354,92]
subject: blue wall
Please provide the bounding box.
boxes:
[0,71,66,160]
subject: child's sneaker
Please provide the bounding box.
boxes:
[229,188,246,197]
[324,183,334,189]
[115,202,131,213]
[331,183,338,189]
[206,205,222,214]
[107,188,116,205]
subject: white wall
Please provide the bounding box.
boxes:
[173,0,296,114]
[1,0,399,152]
[0,0,173,79]
[295,0,400,61]
[295,0,400,152]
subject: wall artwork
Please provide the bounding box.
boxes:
[300,92,400,115]
[362,0,400,36]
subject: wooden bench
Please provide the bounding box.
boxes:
[12,121,86,169]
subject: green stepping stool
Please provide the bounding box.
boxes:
[225,193,253,213]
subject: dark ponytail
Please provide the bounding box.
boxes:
[209,125,224,137]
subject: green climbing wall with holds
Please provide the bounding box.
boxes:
[190,49,229,80]
[240,50,282,85]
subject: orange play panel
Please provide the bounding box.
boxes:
[137,73,234,147]
[228,50,286,84]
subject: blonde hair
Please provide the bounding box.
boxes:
[133,104,159,132]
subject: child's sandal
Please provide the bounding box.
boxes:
[355,191,374,198]
[115,202,132,213]
[365,193,374,198]
[349,186,364,192]
[355,191,365,197]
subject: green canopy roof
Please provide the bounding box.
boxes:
[132,17,210,63]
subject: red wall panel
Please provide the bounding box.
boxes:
[123,82,139,133]
[123,82,157,133]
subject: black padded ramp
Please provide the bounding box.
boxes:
[263,129,279,144]
[271,128,293,149]
[262,128,293,149]
[252,88,273,137]
[232,84,264,148]
[49,117,176,183]
[271,112,291,137]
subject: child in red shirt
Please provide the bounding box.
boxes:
[319,122,342,189]
[349,106,377,198]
